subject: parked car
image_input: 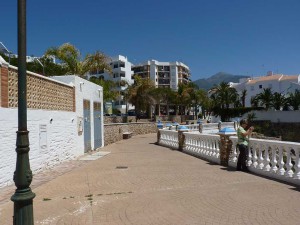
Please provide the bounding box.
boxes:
[127,111,136,116]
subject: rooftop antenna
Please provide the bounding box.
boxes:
[0,42,12,65]
[35,58,45,76]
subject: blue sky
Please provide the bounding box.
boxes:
[1,0,300,80]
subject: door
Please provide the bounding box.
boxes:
[94,102,102,149]
[83,100,91,152]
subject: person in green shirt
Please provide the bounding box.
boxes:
[237,119,254,171]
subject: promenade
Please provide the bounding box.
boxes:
[0,133,299,225]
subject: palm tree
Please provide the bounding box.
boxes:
[209,82,239,121]
[256,88,273,110]
[161,88,176,116]
[127,77,155,117]
[149,87,165,116]
[240,89,247,107]
[211,82,238,109]
[250,95,259,107]
[84,51,112,75]
[189,88,207,119]
[271,92,287,110]
[45,43,110,77]
[287,90,300,110]
[175,83,194,115]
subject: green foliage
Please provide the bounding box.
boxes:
[246,112,257,123]
[89,77,119,102]
[127,77,155,113]
[287,90,300,110]
[45,43,111,77]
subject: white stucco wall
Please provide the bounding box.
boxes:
[250,110,300,123]
[51,76,104,150]
[0,108,78,188]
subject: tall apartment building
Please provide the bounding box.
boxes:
[132,60,191,90]
[87,55,134,113]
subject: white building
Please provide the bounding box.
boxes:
[0,56,104,188]
[132,60,191,90]
[231,72,300,107]
[87,55,134,114]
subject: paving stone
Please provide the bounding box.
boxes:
[0,133,299,225]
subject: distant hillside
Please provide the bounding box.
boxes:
[193,72,249,90]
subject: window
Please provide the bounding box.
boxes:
[119,61,125,67]
[259,85,263,89]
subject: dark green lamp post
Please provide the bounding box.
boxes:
[11,0,36,224]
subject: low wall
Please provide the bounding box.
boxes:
[104,116,135,124]
[252,121,300,142]
[157,115,192,123]
[104,122,157,145]
[0,108,79,188]
[251,110,300,123]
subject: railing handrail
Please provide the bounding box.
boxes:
[230,136,300,146]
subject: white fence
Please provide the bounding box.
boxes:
[159,130,179,149]
[157,129,300,185]
[230,136,300,185]
[163,122,236,134]
[184,133,220,164]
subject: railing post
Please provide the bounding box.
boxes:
[218,121,222,131]
[199,124,203,133]
[178,126,189,151]
[178,130,185,151]
[218,128,236,166]
[157,129,161,144]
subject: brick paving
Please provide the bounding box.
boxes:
[0,133,299,225]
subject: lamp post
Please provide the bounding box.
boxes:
[11,0,35,224]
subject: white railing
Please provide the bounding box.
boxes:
[201,123,220,134]
[161,122,235,134]
[185,124,199,131]
[159,130,179,149]
[184,133,220,164]
[230,136,300,185]
[221,122,236,129]
[157,129,300,185]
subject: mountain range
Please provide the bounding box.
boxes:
[192,72,250,90]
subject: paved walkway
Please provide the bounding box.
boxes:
[0,133,299,225]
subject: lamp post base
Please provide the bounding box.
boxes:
[11,188,35,225]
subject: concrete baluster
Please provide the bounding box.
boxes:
[247,145,253,167]
[293,148,300,180]
[208,138,212,157]
[258,144,264,170]
[270,145,278,173]
[285,147,294,178]
[263,145,271,172]
[278,146,285,176]
[212,138,217,158]
[230,138,238,164]
[196,138,200,154]
[215,140,220,159]
[251,143,258,169]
